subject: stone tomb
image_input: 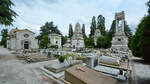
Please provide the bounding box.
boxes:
[44,60,82,73]
[86,55,99,69]
[71,22,85,50]
[44,63,67,73]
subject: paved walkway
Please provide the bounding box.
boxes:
[0,46,11,57]
[0,47,58,84]
[131,57,150,84]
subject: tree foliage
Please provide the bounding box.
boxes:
[0,0,17,26]
[40,21,61,35]
[141,15,150,63]
[58,55,66,63]
[38,21,61,48]
[88,15,109,48]
[82,24,87,40]
[97,15,106,35]
[97,36,111,49]
[39,35,50,49]
[130,15,150,62]
[124,21,132,38]
[108,20,116,39]
[129,1,150,63]
[85,37,94,48]
[0,29,8,48]
[68,24,73,38]
[61,35,67,46]
[89,16,96,37]
[147,0,150,15]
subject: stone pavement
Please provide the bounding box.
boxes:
[0,47,59,84]
[0,46,11,58]
[131,57,150,84]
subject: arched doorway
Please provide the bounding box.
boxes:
[24,41,29,49]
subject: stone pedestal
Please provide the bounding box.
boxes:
[111,35,128,52]
[86,55,99,69]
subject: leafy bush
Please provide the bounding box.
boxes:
[85,37,94,48]
[97,36,111,49]
[50,45,58,49]
[58,56,66,63]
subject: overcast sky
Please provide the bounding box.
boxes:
[9,0,148,36]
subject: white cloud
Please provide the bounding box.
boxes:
[11,0,148,36]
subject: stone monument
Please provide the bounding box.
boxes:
[71,22,85,50]
[63,38,72,51]
[111,11,128,52]
[48,33,62,48]
[94,28,101,46]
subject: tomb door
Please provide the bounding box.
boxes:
[24,41,29,49]
[94,59,98,67]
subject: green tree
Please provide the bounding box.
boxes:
[39,35,50,49]
[82,24,87,40]
[61,35,67,46]
[124,21,132,38]
[129,16,148,58]
[85,37,94,48]
[97,15,106,35]
[38,21,61,48]
[129,1,150,63]
[129,35,141,57]
[97,36,111,49]
[68,24,73,38]
[147,0,150,15]
[40,21,61,35]
[108,20,116,39]
[0,0,17,26]
[141,15,150,63]
[89,16,96,37]
[0,29,8,48]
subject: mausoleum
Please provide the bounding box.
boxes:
[71,22,85,49]
[7,29,38,50]
[48,33,62,48]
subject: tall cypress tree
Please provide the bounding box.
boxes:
[89,16,96,37]
[97,15,106,36]
[147,0,150,15]
[108,20,116,39]
[124,21,132,38]
[0,29,8,48]
[68,24,73,38]
[82,24,87,40]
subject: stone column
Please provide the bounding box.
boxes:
[122,19,125,33]
[115,20,118,33]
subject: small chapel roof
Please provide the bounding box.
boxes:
[48,33,61,37]
[10,28,35,35]
[95,28,101,33]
